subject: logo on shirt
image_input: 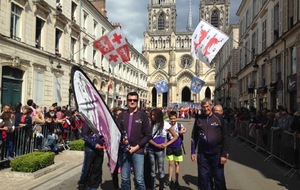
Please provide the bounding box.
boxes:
[135,119,142,123]
[211,122,219,126]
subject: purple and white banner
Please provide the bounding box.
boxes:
[71,66,121,173]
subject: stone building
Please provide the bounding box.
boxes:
[0,0,148,109]
[214,24,240,108]
[236,0,300,112]
[143,0,230,107]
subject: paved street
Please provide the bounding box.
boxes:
[26,119,300,190]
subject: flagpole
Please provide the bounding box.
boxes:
[112,66,116,108]
[69,41,95,66]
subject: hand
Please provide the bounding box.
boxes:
[156,144,165,149]
[220,156,227,165]
[129,144,139,154]
[95,143,105,150]
[123,139,129,145]
[191,154,197,162]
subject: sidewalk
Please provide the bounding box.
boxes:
[0,150,84,190]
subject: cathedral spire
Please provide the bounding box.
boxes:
[186,0,192,31]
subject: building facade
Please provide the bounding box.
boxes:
[236,0,300,112]
[214,24,240,108]
[0,0,148,109]
[143,0,230,108]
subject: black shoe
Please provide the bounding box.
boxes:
[165,179,173,187]
[174,181,180,189]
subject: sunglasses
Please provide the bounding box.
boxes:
[127,99,138,102]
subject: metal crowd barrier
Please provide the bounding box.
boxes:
[0,123,80,163]
[235,122,299,178]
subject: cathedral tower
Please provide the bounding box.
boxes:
[200,0,230,31]
[144,0,230,107]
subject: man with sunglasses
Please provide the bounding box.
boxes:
[117,92,152,190]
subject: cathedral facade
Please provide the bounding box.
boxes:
[143,0,230,107]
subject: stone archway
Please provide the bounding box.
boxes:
[205,87,212,99]
[181,86,191,102]
[151,87,157,107]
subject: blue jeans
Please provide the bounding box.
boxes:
[148,150,165,178]
[45,134,55,149]
[197,152,226,190]
[120,152,145,190]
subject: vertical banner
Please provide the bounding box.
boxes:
[71,66,121,173]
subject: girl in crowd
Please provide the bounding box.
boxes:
[147,108,178,190]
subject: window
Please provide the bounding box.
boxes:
[252,0,257,18]
[291,47,296,74]
[53,75,62,104]
[93,20,97,36]
[55,28,62,53]
[262,20,267,50]
[158,12,165,30]
[71,2,77,22]
[158,0,166,4]
[83,12,88,30]
[180,55,193,69]
[83,43,87,60]
[70,37,76,61]
[11,3,22,40]
[274,3,279,41]
[93,48,97,65]
[56,0,62,12]
[211,10,219,28]
[154,55,166,69]
[276,56,281,80]
[251,31,257,57]
[288,0,294,29]
[35,17,44,49]
[33,70,44,105]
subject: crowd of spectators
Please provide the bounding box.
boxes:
[0,100,84,160]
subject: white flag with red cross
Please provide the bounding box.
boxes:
[93,28,130,67]
[191,20,229,68]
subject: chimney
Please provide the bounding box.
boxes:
[90,0,107,18]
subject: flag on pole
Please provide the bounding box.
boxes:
[93,28,130,67]
[154,79,169,93]
[191,20,229,68]
[190,76,205,94]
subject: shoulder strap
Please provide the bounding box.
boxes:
[177,122,182,130]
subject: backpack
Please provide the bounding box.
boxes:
[177,123,184,140]
[167,122,184,141]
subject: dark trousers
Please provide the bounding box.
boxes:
[78,149,104,190]
[197,153,226,190]
[112,161,120,189]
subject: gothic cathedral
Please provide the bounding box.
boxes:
[143,0,230,107]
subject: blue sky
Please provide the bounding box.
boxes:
[106,0,242,53]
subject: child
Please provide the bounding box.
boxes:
[166,111,187,189]
[148,108,177,190]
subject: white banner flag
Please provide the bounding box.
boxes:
[191,20,229,68]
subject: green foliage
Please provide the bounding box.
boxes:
[69,139,85,151]
[10,152,55,173]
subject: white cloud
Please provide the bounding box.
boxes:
[106,0,242,53]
